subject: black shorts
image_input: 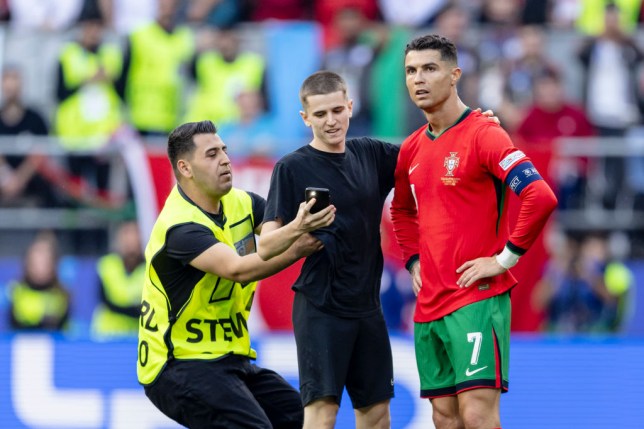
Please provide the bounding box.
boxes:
[292,292,394,409]
[144,354,303,429]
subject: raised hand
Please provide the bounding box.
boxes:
[293,198,335,233]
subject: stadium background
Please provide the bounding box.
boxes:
[1,0,644,427]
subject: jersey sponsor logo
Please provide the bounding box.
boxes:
[443,152,460,177]
[185,312,249,343]
[409,163,420,175]
[499,151,526,171]
[465,366,488,377]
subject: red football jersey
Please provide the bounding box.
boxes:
[392,109,529,322]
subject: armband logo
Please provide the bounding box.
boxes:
[509,176,521,192]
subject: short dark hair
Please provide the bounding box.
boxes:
[299,71,347,108]
[405,34,458,65]
[167,120,217,176]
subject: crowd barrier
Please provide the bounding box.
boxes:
[0,333,642,429]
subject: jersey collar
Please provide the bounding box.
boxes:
[425,107,472,141]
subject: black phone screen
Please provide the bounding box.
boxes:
[305,187,330,214]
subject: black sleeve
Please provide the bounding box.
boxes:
[247,191,266,229]
[166,223,220,265]
[372,138,400,194]
[26,109,49,135]
[114,39,131,100]
[264,161,298,225]
[56,61,78,102]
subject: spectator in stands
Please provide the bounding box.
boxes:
[576,0,642,35]
[116,0,193,136]
[186,0,243,28]
[323,6,383,136]
[55,2,123,194]
[434,3,481,108]
[8,0,83,32]
[314,0,380,50]
[97,0,157,35]
[185,24,265,128]
[476,0,524,124]
[0,66,57,207]
[249,0,311,21]
[7,231,71,331]
[377,0,445,28]
[481,24,559,133]
[91,220,144,338]
[533,232,620,333]
[578,2,643,209]
[217,89,278,158]
[516,69,596,209]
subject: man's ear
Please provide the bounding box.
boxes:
[347,99,354,117]
[451,67,462,86]
[177,159,192,178]
[300,110,311,127]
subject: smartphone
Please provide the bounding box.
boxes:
[305,187,331,214]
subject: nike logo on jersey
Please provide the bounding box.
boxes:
[465,366,488,377]
[409,163,420,175]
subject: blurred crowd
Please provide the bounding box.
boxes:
[1,0,644,336]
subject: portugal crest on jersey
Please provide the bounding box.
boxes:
[444,152,460,177]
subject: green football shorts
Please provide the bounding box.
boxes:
[414,292,510,398]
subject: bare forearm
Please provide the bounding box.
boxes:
[233,249,299,283]
[258,223,302,260]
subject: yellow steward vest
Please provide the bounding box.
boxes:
[137,186,258,385]
[55,42,123,149]
[91,253,145,337]
[185,51,264,125]
[126,23,193,133]
[10,281,69,329]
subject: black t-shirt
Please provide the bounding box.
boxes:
[0,107,49,167]
[264,138,400,317]
[151,187,265,313]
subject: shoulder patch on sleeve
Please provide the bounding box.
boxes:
[499,150,526,171]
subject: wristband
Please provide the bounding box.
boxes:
[495,246,520,269]
[405,254,420,273]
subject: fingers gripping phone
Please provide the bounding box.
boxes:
[305,187,330,214]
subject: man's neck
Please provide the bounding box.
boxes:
[426,98,468,136]
[1,101,25,126]
[309,139,346,154]
[180,183,221,214]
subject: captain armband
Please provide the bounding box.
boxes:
[505,161,543,196]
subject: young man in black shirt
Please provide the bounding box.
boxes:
[259,71,399,429]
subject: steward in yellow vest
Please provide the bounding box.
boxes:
[138,120,332,428]
[185,26,265,126]
[9,232,70,331]
[55,12,122,149]
[91,221,145,338]
[119,6,193,135]
[9,281,70,331]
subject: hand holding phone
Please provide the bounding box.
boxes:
[305,187,331,214]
